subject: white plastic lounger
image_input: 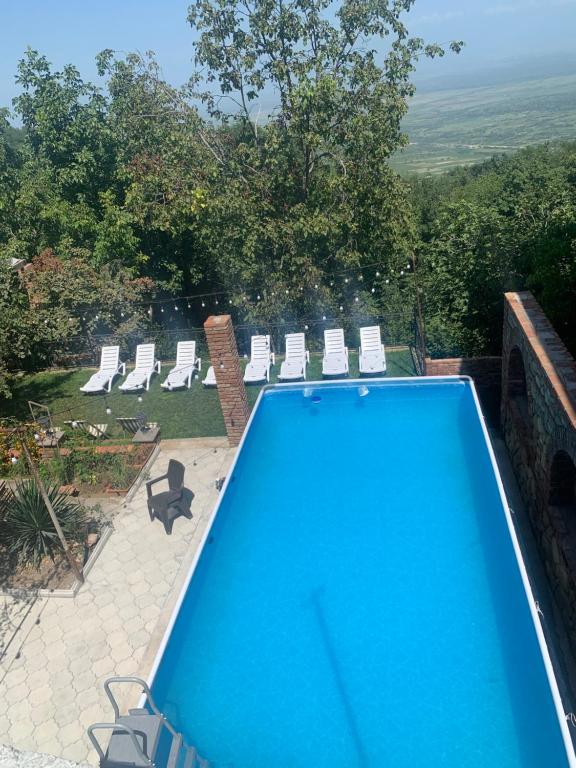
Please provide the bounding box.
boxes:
[359,325,387,375]
[161,341,201,390]
[80,346,125,393]
[65,420,109,439]
[278,333,309,381]
[118,344,161,392]
[243,335,275,383]
[322,329,349,377]
[203,365,217,387]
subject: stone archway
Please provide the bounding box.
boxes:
[549,450,576,538]
[506,346,531,435]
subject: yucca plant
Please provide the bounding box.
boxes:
[3,479,87,567]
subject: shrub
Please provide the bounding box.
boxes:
[1,479,87,567]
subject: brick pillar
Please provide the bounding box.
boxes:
[204,315,250,446]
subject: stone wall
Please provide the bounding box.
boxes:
[424,356,502,386]
[502,291,576,653]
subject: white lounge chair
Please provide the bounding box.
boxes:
[203,365,217,387]
[243,335,275,383]
[161,341,201,390]
[359,325,386,375]
[278,333,309,381]
[65,420,109,439]
[322,329,349,377]
[80,346,125,393]
[118,344,161,392]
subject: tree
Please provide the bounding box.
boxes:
[186,0,462,320]
[0,250,154,399]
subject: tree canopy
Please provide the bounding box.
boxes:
[0,2,575,398]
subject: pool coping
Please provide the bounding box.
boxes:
[142,375,576,766]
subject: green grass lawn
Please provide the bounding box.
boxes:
[1,349,416,440]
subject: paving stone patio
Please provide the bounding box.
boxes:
[0,437,235,765]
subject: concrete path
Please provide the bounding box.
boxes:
[0,438,235,765]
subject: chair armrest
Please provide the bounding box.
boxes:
[155,360,162,373]
[271,352,276,365]
[146,473,168,494]
[119,361,126,376]
[306,351,310,363]
[381,344,385,354]
[345,347,349,356]
[197,357,202,371]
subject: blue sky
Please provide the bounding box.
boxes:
[1,0,576,111]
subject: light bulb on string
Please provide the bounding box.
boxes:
[304,324,309,330]
[257,295,261,301]
[344,278,349,284]
[95,315,99,320]
[400,271,404,276]
[187,303,191,309]
[322,315,327,321]
[229,299,233,304]
[201,301,206,308]
[285,289,289,295]
[215,299,219,305]
[314,284,318,290]
[376,271,380,277]
[340,305,344,311]
[385,279,389,284]
[174,305,178,311]
[121,312,125,317]
[354,297,359,303]
[161,308,164,313]
[358,275,363,281]
[371,287,375,293]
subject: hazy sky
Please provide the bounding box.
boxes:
[1,0,576,111]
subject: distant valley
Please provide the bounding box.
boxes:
[393,62,576,174]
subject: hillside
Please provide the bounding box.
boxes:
[393,72,576,175]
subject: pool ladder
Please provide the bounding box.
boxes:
[87,676,209,768]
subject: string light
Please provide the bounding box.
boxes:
[187,302,191,308]
[174,305,178,311]
[376,271,380,277]
[371,287,375,293]
[201,301,206,307]
[322,315,327,321]
[354,297,359,303]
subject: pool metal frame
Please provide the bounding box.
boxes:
[143,376,576,766]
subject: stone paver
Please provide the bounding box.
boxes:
[0,437,235,765]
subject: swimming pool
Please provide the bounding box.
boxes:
[148,377,575,767]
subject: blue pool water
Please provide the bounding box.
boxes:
[151,379,571,767]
